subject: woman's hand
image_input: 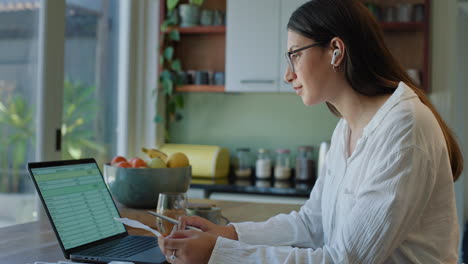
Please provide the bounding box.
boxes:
[178,215,238,240]
[159,230,218,264]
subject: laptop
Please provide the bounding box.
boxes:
[28,158,166,264]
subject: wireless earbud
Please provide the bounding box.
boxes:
[331,49,341,65]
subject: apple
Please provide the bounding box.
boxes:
[148,157,167,168]
[111,156,127,165]
[116,161,132,168]
[130,157,147,168]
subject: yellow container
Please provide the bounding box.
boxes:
[159,144,230,178]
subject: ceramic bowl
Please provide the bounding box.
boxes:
[103,164,191,209]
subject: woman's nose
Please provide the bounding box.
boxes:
[283,66,296,83]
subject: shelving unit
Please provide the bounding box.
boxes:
[380,22,424,31]
[159,0,227,93]
[176,85,224,92]
[159,0,430,93]
[365,0,430,92]
[165,26,226,34]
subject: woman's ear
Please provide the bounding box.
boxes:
[329,37,346,66]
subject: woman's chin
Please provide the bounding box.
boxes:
[301,96,320,106]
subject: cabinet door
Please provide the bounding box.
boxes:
[279,0,309,92]
[225,0,280,92]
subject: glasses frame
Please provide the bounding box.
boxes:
[285,42,323,73]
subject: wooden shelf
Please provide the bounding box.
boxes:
[165,26,226,34]
[380,22,424,32]
[175,85,225,92]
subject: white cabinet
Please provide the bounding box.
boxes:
[279,0,309,92]
[225,0,280,92]
[226,0,308,92]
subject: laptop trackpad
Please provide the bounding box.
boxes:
[129,246,166,264]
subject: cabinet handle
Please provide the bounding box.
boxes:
[240,79,275,84]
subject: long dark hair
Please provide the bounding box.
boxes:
[288,0,463,181]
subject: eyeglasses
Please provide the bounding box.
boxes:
[285,42,323,73]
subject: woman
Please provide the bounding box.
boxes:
[158,0,464,263]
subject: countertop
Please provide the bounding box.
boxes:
[191,175,315,198]
[0,199,301,263]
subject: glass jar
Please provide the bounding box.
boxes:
[274,149,291,180]
[295,146,316,183]
[255,179,271,188]
[234,148,252,178]
[274,180,291,189]
[255,148,271,179]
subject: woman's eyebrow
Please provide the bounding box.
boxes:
[288,45,299,51]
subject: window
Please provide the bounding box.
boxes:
[0,0,120,228]
[0,0,41,228]
[62,0,119,164]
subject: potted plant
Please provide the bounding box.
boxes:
[157,0,186,141]
[179,0,204,27]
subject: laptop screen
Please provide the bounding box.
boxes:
[30,162,126,250]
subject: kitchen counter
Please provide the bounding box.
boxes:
[191,176,314,199]
[0,199,301,263]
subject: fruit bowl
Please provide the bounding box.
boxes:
[103,164,191,209]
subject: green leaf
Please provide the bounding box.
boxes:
[160,70,172,81]
[154,114,164,123]
[164,46,174,61]
[161,22,169,32]
[159,56,164,65]
[171,59,182,72]
[175,94,184,109]
[162,78,174,95]
[175,112,183,121]
[166,0,179,12]
[167,10,178,25]
[169,29,180,41]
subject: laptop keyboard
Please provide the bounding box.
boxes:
[80,236,158,258]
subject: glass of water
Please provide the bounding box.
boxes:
[156,192,188,236]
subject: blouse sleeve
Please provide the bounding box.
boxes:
[208,146,437,264]
[230,172,325,249]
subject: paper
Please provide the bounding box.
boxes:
[113,217,162,237]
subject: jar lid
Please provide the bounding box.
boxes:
[257,148,269,153]
[298,146,313,151]
[236,148,251,152]
[276,148,290,154]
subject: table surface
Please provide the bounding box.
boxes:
[0,199,301,264]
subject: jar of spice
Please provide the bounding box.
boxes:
[234,148,252,178]
[295,146,316,183]
[274,149,291,180]
[255,148,271,179]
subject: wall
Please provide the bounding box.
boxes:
[169,92,339,161]
[430,0,468,257]
[460,1,468,224]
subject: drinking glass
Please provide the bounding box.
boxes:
[156,192,188,236]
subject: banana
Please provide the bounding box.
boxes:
[141,147,168,162]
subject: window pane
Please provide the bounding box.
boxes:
[0,0,40,228]
[62,0,118,165]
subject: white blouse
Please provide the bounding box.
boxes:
[208,82,459,264]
